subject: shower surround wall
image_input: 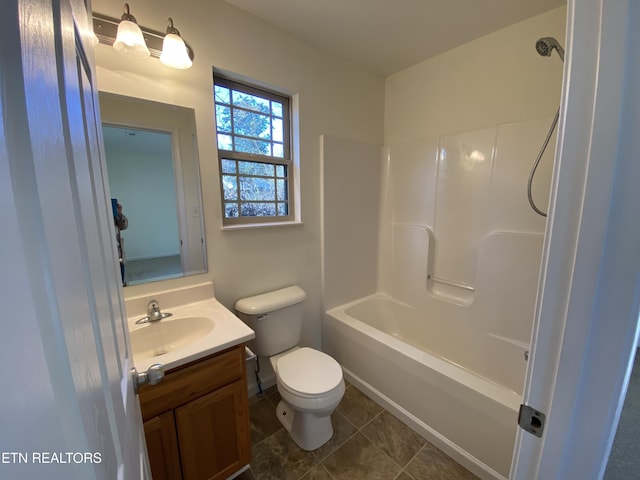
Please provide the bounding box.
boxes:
[379,5,565,371]
[379,116,555,381]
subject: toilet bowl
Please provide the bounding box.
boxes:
[235,286,345,450]
[270,347,345,450]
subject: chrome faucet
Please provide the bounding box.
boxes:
[135,300,173,324]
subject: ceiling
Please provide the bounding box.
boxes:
[103,125,171,158]
[225,0,565,77]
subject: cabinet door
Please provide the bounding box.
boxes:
[176,380,251,480]
[144,411,183,480]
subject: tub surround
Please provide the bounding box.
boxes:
[126,282,254,373]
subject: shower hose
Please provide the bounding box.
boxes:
[527,107,560,217]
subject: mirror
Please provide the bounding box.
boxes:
[99,92,207,286]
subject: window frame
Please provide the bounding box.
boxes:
[213,74,294,226]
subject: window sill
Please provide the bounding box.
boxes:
[221,221,304,231]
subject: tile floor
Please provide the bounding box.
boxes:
[237,382,479,480]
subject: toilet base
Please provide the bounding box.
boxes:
[276,400,334,451]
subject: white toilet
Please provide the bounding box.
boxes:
[235,285,345,451]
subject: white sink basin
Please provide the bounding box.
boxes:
[130,316,214,359]
[126,288,255,373]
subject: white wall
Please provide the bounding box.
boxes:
[104,130,180,260]
[385,7,566,144]
[321,135,381,310]
[92,0,385,351]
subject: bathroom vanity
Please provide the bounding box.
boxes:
[126,283,254,480]
[138,345,250,480]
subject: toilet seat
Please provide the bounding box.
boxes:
[276,347,343,398]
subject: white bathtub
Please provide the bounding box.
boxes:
[324,294,524,479]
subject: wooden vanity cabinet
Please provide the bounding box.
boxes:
[138,344,251,480]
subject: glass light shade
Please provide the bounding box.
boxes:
[113,20,150,57]
[160,33,192,69]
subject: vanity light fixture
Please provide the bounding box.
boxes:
[112,3,149,58]
[159,18,192,70]
[92,6,194,69]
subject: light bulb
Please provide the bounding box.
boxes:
[112,4,149,58]
[160,33,192,69]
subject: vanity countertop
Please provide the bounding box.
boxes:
[129,296,255,373]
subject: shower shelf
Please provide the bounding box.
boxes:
[427,274,475,306]
[427,274,475,291]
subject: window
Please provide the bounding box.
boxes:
[214,75,293,225]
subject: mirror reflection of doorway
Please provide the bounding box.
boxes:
[103,125,182,285]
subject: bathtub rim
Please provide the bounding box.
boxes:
[325,292,522,413]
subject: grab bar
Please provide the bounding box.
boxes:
[427,274,475,292]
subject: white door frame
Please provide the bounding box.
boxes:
[511,0,640,478]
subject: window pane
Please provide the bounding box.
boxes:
[277,179,287,201]
[277,203,288,216]
[238,161,274,177]
[215,105,232,132]
[232,90,270,113]
[233,109,270,139]
[272,102,283,117]
[217,134,233,150]
[273,143,284,158]
[240,177,276,201]
[215,79,291,224]
[241,203,276,217]
[215,85,230,104]
[236,137,271,156]
[221,159,236,173]
[222,175,238,200]
[224,202,239,218]
[272,118,283,142]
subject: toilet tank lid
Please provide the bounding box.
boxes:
[235,286,306,315]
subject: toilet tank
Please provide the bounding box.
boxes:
[235,286,306,357]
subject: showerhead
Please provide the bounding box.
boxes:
[536,37,565,62]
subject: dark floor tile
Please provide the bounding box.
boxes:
[336,385,383,428]
[262,384,278,396]
[251,428,320,480]
[267,388,282,407]
[394,472,414,480]
[322,432,401,480]
[314,411,358,461]
[361,411,426,467]
[300,464,334,480]
[249,384,277,405]
[235,467,257,480]
[250,397,283,445]
[249,393,264,406]
[404,443,478,480]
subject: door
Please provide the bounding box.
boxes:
[0,0,145,479]
[511,0,640,478]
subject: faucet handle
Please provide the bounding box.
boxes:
[147,299,160,312]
